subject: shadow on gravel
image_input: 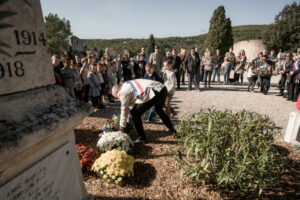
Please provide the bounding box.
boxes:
[89,102,120,119]
[125,161,157,189]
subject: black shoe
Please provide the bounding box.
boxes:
[276,94,283,96]
[109,99,115,103]
[169,129,177,134]
[134,137,147,144]
[287,98,292,101]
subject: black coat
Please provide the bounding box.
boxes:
[214,55,223,67]
[168,55,181,72]
[184,53,200,73]
[144,72,163,84]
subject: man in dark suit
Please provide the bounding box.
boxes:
[184,48,201,91]
[168,48,181,89]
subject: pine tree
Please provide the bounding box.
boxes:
[148,34,155,54]
[45,13,72,55]
[205,6,233,55]
[263,2,300,52]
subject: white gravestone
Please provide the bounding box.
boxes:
[0,0,92,199]
[284,111,300,145]
[0,142,82,200]
[0,0,55,95]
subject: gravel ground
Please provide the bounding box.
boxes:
[172,74,298,141]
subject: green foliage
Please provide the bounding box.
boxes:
[263,2,300,52]
[45,13,72,55]
[168,108,286,196]
[148,34,155,54]
[205,6,233,55]
[233,25,268,42]
[82,25,266,58]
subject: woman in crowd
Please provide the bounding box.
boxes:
[121,54,132,81]
[223,47,235,84]
[116,54,122,84]
[96,63,105,108]
[234,49,247,85]
[72,61,83,100]
[257,55,273,95]
[61,57,75,98]
[88,63,101,110]
[203,49,214,88]
[107,61,117,103]
[80,58,90,102]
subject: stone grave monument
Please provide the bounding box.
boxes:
[0,0,91,199]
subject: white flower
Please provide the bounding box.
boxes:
[97,131,134,153]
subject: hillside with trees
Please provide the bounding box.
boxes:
[83,24,267,56]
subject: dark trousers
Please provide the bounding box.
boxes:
[199,66,205,82]
[82,85,90,103]
[180,69,185,84]
[188,72,200,90]
[204,70,212,85]
[130,87,174,139]
[288,82,300,100]
[234,73,244,83]
[279,75,286,95]
[74,88,82,100]
[261,76,271,94]
[212,67,220,82]
[175,71,181,89]
[90,96,100,107]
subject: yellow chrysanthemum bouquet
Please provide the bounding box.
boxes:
[91,149,134,184]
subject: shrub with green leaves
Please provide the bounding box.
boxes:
[168,108,286,196]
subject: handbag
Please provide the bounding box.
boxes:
[204,65,213,71]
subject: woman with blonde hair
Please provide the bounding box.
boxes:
[234,49,247,85]
[203,49,214,88]
[87,63,101,109]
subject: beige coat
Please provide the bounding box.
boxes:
[149,52,163,73]
[118,79,164,128]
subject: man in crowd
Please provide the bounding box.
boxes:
[140,47,149,63]
[184,47,201,91]
[278,52,294,97]
[212,49,223,83]
[51,55,63,86]
[268,50,278,73]
[112,79,176,144]
[149,45,163,74]
[168,48,181,89]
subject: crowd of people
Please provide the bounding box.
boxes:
[51,46,300,113]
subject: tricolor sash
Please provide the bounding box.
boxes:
[128,80,144,98]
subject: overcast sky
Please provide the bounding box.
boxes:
[40,0,299,39]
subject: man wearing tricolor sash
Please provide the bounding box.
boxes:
[288,50,300,101]
[112,79,176,144]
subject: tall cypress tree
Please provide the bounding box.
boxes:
[205,6,233,55]
[148,34,155,54]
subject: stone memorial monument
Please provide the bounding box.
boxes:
[0,0,91,199]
